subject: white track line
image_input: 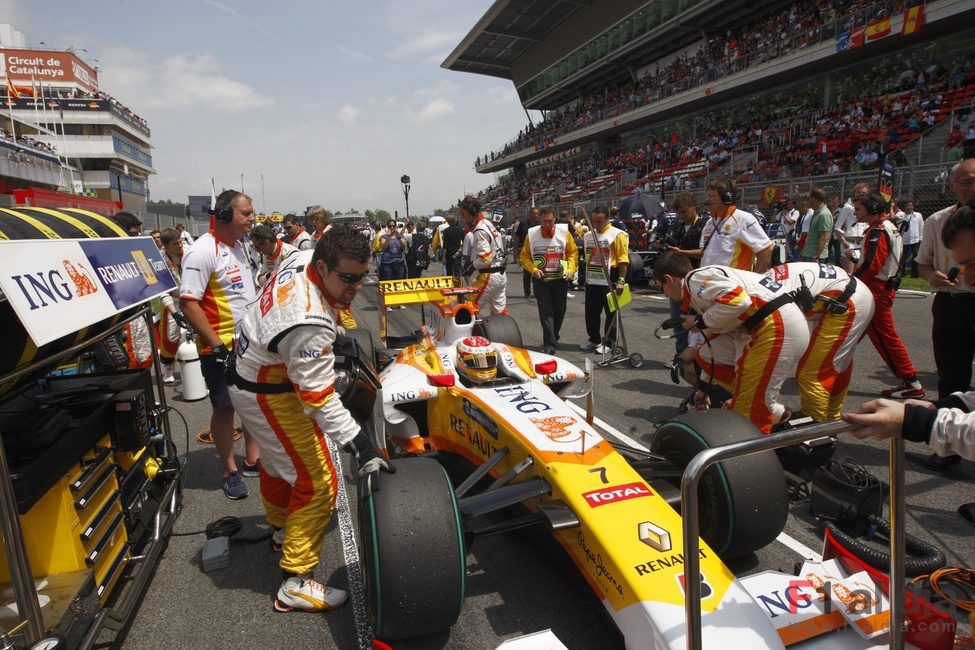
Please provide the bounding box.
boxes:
[325,437,372,649]
[566,400,822,562]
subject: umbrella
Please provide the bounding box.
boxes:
[618,189,665,221]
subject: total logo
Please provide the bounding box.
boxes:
[11,259,99,310]
[581,482,652,508]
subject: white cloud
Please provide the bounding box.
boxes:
[334,44,372,64]
[486,85,518,106]
[99,46,274,113]
[336,105,360,124]
[414,97,454,122]
[386,29,460,60]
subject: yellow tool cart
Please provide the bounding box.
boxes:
[0,208,184,649]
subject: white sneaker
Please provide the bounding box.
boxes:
[579,341,598,351]
[275,573,347,613]
[161,364,176,384]
[566,292,575,298]
[594,344,610,354]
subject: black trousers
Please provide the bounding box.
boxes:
[523,269,532,296]
[533,278,568,347]
[584,283,617,346]
[932,292,975,398]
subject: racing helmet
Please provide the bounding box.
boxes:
[455,336,498,384]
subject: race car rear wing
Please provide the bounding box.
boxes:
[377,275,481,347]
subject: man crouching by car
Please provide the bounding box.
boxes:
[227,224,393,613]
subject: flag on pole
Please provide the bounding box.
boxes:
[6,78,20,100]
[902,4,925,35]
[865,17,891,41]
[31,77,40,99]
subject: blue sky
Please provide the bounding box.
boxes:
[1,0,532,215]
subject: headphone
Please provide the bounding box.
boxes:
[861,192,886,216]
[210,191,239,223]
[713,178,735,205]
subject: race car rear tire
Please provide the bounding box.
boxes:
[344,326,378,370]
[358,457,465,641]
[473,314,523,348]
[626,251,645,284]
[650,410,788,559]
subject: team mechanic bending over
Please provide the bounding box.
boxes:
[227,225,393,613]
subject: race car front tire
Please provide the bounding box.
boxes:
[650,410,788,559]
[358,457,465,641]
[473,314,523,348]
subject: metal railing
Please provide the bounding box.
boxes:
[680,419,906,650]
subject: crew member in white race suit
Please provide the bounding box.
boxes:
[458,195,508,316]
[654,251,809,434]
[227,225,392,613]
[763,262,875,422]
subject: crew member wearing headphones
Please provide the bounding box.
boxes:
[458,195,508,316]
[699,179,773,272]
[849,191,924,399]
[519,207,578,355]
[179,189,261,499]
[654,251,809,434]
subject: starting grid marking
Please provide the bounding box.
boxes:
[564,401,822,563]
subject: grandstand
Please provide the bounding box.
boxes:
[444,0,975,220]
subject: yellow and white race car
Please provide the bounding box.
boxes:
[336,276,791,648]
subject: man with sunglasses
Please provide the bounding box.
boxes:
[282,214,313,251]
[228,224,392,613]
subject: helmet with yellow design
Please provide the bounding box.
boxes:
[455,335,498,383]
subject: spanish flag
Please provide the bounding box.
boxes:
[902,4,925,35]
[5,78,20,100]
[866,17,891,41]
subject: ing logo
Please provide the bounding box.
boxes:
[63,260,98,296]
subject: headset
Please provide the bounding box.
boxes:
[210,191,239,223]
[715,178,736,205]
[860,191,886,216]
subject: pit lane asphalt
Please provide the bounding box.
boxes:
[113,267,973,650]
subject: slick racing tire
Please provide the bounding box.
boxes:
[626,251,645,284]
[473,314,523,348]
[358,457,465,641]
[650,410,788,559]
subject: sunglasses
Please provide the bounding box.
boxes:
[333,270,369,284]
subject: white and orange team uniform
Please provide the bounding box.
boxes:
[470,213,508,316]
[684,265,809,434]
[256,239,300,287]
[290,227,313,251]
[699,205,772,270]
[582,223,628,286]
[310,223,331,249]
[179,231,257,353]
[227,251,360,576]
[762,263,875,422]
[155,249,184,364]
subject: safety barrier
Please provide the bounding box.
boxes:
[680,419,906,650]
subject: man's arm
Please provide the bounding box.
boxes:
[180,299,223,349]
[518,236,536,274]
[564,236,579,278]
[754,244,773,273]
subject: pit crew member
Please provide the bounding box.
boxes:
[847,192,924,399]
[180,190,261,499]
[766,263,875,421]
[283,214,313,250]
[580,206,629,354]
[699,178,773,272]
[459,195,508,316]
[654,251,809,434]
[227,225,392,612]
[250,224,299,287]
[519,207,578,355]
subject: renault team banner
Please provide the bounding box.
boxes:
[0,237,175,346]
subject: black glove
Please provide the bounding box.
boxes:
[344,430,395,481]
[212,344,231,367]
[172,311,190,331]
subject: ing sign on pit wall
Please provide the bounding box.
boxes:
[0,49,99,92]
[0,237,175,346]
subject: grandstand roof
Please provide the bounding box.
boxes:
[441,0,588,80]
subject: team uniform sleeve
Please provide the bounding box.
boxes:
[738,215,772,252]
[519,235,535,272]
[611,231,629,266]
[472,228,493,269]
[853,227,889,283]
[178,242,215,301]
[275,324,361,447]
[564,236,579,277]
[689,269,755,334]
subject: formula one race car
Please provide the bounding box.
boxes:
[334,275,791,648]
